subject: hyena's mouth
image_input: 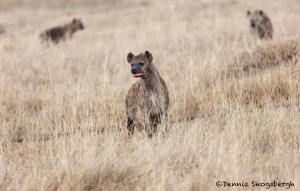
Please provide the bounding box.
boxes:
[133,72,143,77]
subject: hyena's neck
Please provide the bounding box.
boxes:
[64,24,76,35]
[140,64,161,92]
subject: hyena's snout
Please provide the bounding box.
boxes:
[131,64,143,77]
[250,20,256,28]
[79,23,84,30]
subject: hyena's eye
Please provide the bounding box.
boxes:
[131,64,134,67]
[139,62,144,66]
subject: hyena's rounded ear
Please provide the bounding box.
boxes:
[259,10,264,15]
[246,10,251,16]
[127,52,134,63]
[145,51,153,62]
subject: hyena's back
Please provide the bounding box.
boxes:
[41,27,65,43]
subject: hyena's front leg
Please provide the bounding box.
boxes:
[146,122,154,138]
[146,116,158,139]
[147,115,161,138]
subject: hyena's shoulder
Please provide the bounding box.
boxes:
[126,81,140,105]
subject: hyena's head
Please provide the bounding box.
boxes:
[247,10,265,28]
[71,18,84,30]
[127,51,153,78]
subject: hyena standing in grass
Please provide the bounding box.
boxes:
[247,10,273,40]
[40,18,84,44]
[126,51,169,138]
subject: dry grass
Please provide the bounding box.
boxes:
[224,40,300,77]
[0,0,300,190]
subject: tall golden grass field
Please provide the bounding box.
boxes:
[0,0,299,190]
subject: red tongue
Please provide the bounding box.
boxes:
[133,73,143,77]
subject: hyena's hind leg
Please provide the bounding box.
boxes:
[153,116,159,134]
[148,122,158,138]
[127,117,134,136]
[146,125,154,138]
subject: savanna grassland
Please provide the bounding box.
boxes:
[0,0,300,190]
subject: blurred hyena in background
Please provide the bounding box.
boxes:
[247,10,273,40]
[40,18,84,44]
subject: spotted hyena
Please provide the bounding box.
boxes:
[247,10,273,40]
[40,18,84,44]
[126,51,169,138]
